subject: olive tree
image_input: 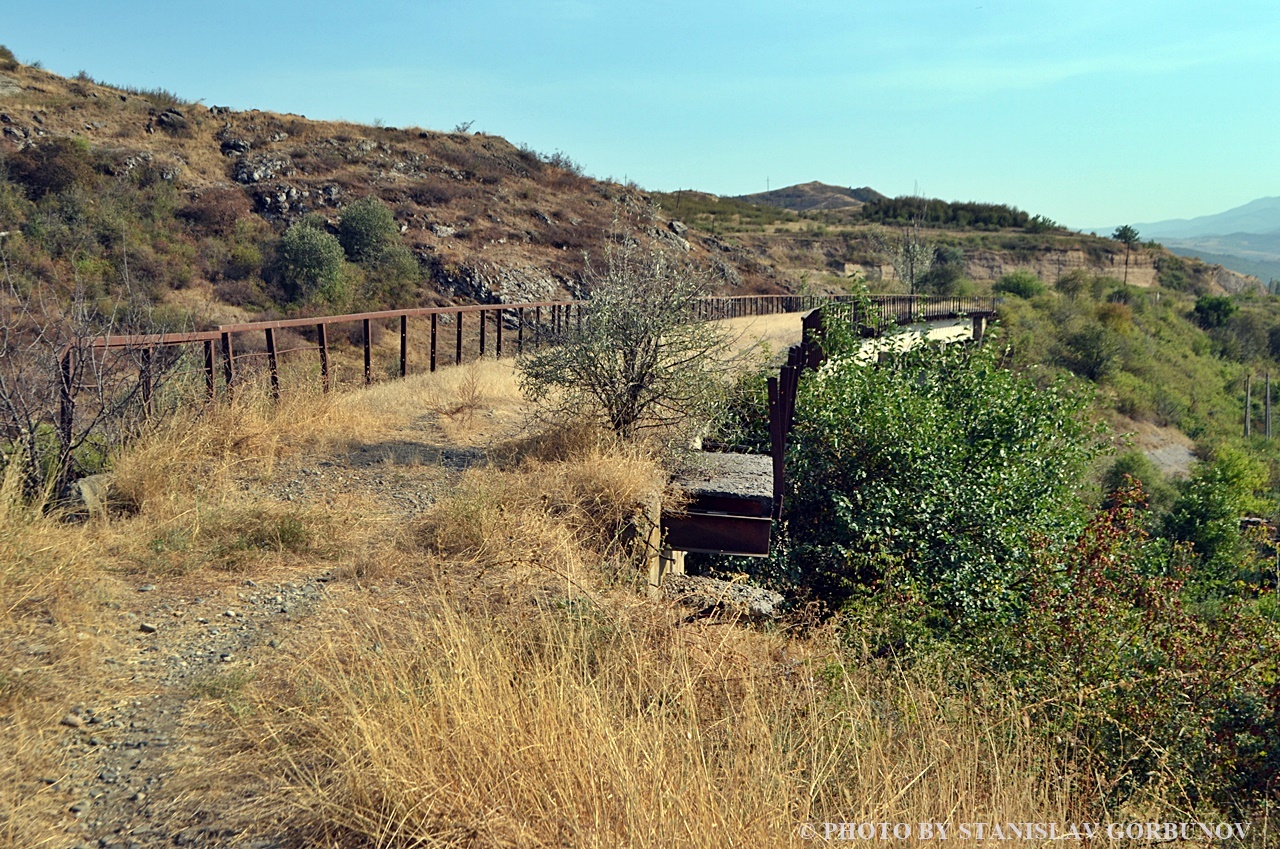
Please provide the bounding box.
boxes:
[517,238,735,440]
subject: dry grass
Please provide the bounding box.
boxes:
[0,463,124,844]
[244,592,1079,848]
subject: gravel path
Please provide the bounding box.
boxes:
[44,414,504,848]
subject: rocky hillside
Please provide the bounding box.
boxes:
[0,59,1262,326]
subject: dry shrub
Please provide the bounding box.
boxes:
[248,595,1077,848]
[415,443,664,586]
[178,187,253,235]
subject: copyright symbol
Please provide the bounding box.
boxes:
[798,823,819,840]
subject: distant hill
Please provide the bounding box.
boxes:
[1135,197,1280,240]
[1087,197,1280,284]
[735,181,887,212]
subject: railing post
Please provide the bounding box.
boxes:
[534,306,541,349]
[400,314,408,378]
[456,312,464,365]
[317,323,331,392]
[496,309,503,357]
[203,339,216,400]
[265,329,279,401]
[430,313,438,372]
[221,331,235,400]
[479,309,487,357]
[518,307,525,354]
[363,318,373,385]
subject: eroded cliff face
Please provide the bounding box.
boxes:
[847,247,1260,294]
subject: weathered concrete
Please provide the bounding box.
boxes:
[672,452,773,512]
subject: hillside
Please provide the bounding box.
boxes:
[1,59,1262,331]
[734,181,886,212]
[0,61,778,325]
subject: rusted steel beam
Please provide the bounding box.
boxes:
[58,348,74,449]
[455,312,463,366]
[363,318,373,385]
[265,328,280,401]
[317,324,331,393]
[221,332,235,399]
[661,512,772,557]
[400,314,408,377]
[203,339,216,400]
[140,346,155,417]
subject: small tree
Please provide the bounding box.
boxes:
[1112,224,1140,290]
[338,196,400,264]
[275,219,346,304]
[876,218,933,295]
[518,237,734,440]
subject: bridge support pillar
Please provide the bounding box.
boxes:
[971,314,987,343]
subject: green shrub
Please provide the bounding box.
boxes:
[1193,294,1237,328]
[7,137,98,200]
[782,343,1097,624]
[275,220,348,304]
[1162,446,1272,594]
[338,195,400,263]
[0,45,17,71]
[992,269,1044,298]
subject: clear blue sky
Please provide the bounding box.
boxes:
[6,1,1278,228]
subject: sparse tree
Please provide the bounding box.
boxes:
[876,218,933,295]
[1112,224,1140,291]
[0,259,174,500]
[518,232,735,441]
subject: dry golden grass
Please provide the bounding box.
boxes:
[0,464,124,844]
[243,591,1079,848]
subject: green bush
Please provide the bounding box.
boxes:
[0,45,18,71]
[1193,294,1237,328]
[275,220,348,304]
[1162,446,1272,594]
[992,269,1044,298]
[782,343,1098,624]
[338,195,400,264]
[7,137,98,200]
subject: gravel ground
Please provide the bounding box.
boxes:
[43,415,501,848]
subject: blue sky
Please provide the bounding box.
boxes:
[6,1,1278,228]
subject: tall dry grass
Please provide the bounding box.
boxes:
[250,595,1078,848]
[213,439,1085,848]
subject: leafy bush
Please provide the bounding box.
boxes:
[7,138,98,200]
[782,343,1097,624]
[338,195,399,263]
[992,269,1044,298]
[518,236,732,440]
[1193,294,1237,328]
[0,45,18,71]
[274,220,347,304]
[1162,446,1272,594]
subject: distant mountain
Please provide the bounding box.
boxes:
[735,181,887,212]
[1087,197,1280,284]
[1090,197,1280,240]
